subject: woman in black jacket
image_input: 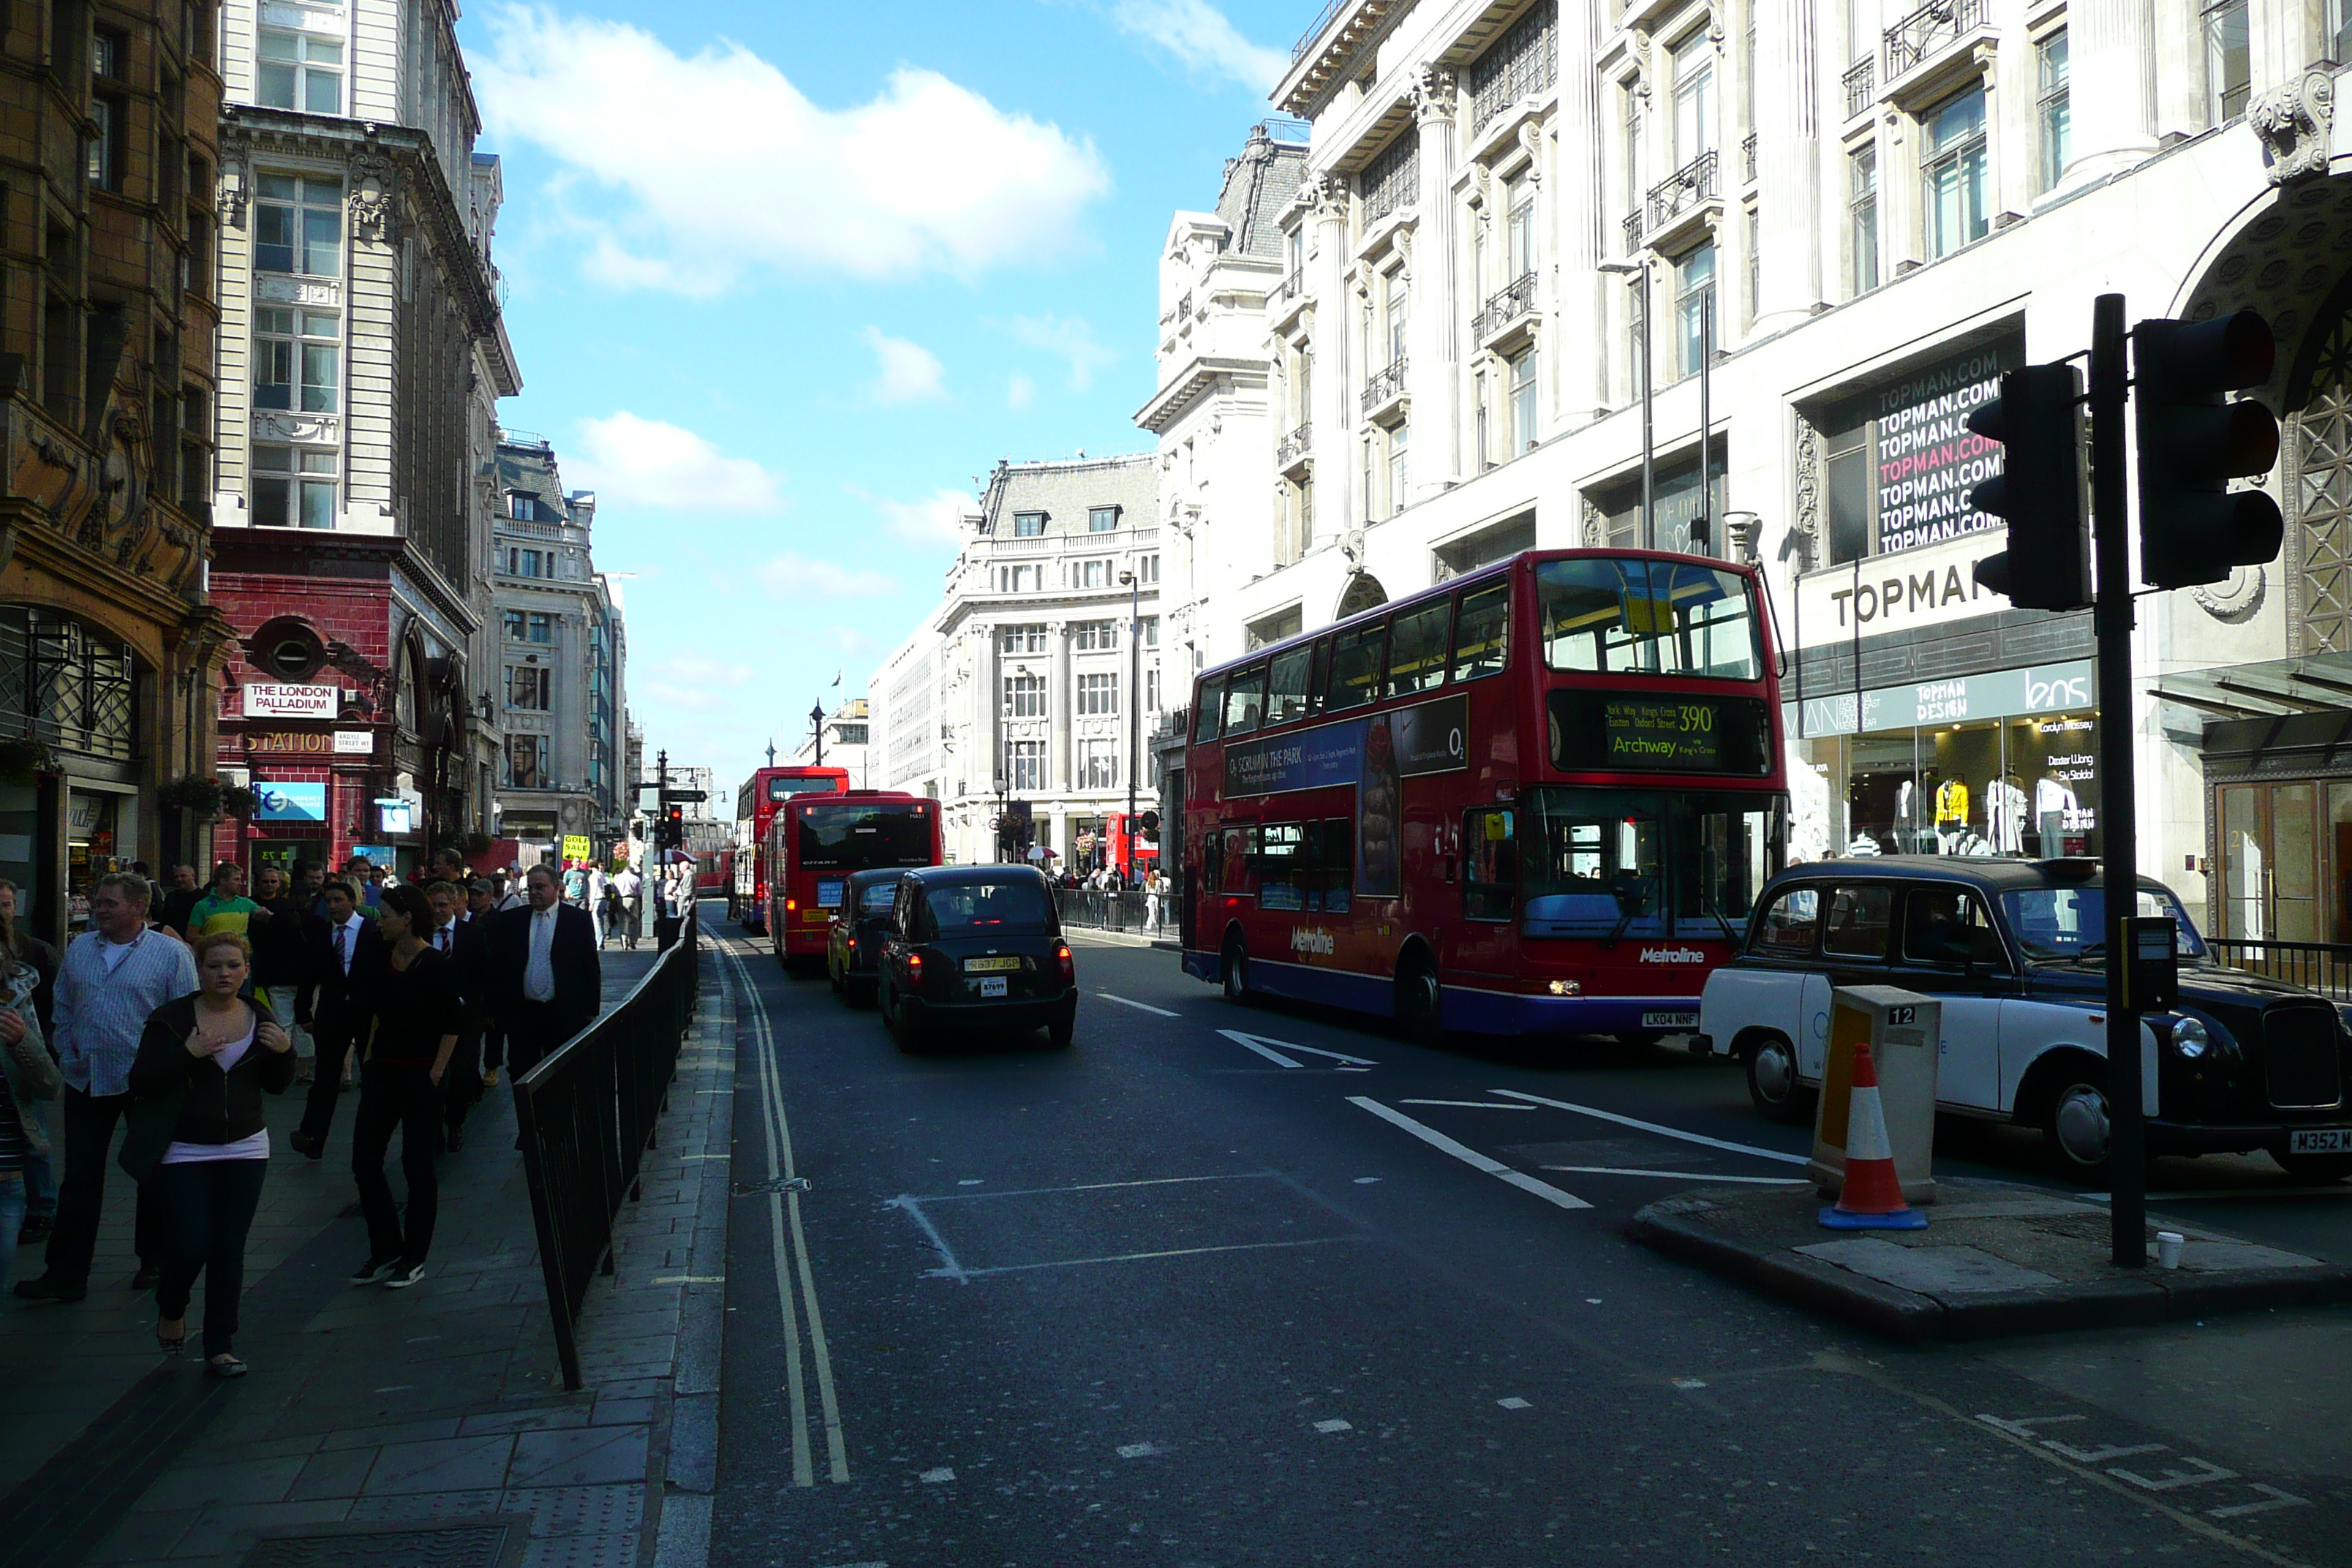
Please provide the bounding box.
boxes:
[129,931,293,1375]
[348,883,461,1290]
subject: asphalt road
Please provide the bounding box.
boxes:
[709,924,2352,1567]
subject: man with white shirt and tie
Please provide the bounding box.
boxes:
[290,880,383,1158]
[488,864,600,1083]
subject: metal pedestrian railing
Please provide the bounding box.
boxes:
[2207,938,2352,1000]
[1055,887,1172,937]
[514,908,701,1390]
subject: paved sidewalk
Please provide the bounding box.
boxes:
[0,934,731,1568]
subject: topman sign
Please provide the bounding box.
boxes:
[1793,529,2013,650]
[243,683,339,720]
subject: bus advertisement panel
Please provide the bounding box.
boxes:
[765,791,944,962]
[730,766,848,929]
[1181,549,1786,1043]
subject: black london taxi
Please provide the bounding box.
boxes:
[826,867,905,1004]
[1697,856,2352,1179]
[877,865,1077,1049]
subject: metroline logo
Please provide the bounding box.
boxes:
[1637,947,1708,965]
[1291,927,1335,955]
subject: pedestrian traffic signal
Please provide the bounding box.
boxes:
[1967,363,2091,611]
[2134,311,2283,590]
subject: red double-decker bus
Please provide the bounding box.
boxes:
[766,790,944,965]
[731,765,849,931]
[1182,549,1787,1043]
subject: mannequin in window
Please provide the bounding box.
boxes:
[1934,772,1970,853]
[2035,773,2078,855]
[1986,770,2028,855]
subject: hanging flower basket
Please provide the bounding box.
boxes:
[158,775,225,815]
[461,830,494,857]
[219,785,260,818]
[0,737,57,780]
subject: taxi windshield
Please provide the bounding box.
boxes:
[1999,886,2209,962]
[856,881,898,913]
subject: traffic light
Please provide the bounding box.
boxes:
[663,802,683,848]
[2134,310,2283,589]
[1967,363,2091,611]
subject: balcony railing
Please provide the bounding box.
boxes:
[1843,57,1876,117]
[1884,0,1984,78]
[1275,266,1305,306]
[1177,293,1194,324]
[1360,135,1419,227]
[1276,421,1313,468]
[1468,6,1559,133]
[1473,272,1538,339]
[1741,132,1758,184]
[1621,208,1645,254]
[1360,356,1408,415]
[1646,149,1719,233]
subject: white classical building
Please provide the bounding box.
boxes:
[868,456,1164,868]
[1168,0,2352,935]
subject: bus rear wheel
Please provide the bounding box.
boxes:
[1222,937,1250,1004]
[1394,951,1442,1047]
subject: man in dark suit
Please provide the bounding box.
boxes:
[428,877,491,1150]
[290,878,385,1158]
[489,864,601,1079]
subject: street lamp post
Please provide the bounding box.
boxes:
[1120,569,1139,886]
[992,773,1008,864]
[809,702,826,768]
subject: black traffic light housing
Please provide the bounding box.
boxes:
[661,802,683,848]
[2134,311,2283,589]
[1968,363,2091,611]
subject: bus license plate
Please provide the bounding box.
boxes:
[977,976,1009,998]
[964,956,1022,973]
[1642,1010,1700,1030]
[816,879,845,909]
[2290,1128,2352,1154]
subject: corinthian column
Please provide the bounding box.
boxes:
[1305,177,1354,543]
[2059,0,2157,188]
[1409,64,1460,497]
[1753,0,1824,331]
[1557,0,1610,418]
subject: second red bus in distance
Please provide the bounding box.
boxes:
[766,790,945,966]
[730,764,848,930]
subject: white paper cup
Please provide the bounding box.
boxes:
[2155,1231,2185,1269]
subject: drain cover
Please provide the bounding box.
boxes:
[242,1518,527,1568]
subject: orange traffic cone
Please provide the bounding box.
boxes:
[1819,1036,1927,1231]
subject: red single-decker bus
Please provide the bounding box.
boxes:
[731,765,849,930]
[1181,549,1787,1041]
[766,790,944,964]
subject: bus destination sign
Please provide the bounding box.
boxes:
[1602,697,1724,770]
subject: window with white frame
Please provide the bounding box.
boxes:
[1078,559,1112,589]
[1506,175,1537,282]
[1384,274,1406,366]
[508,734,545,788]
[1671,30,1716,162]
[253,173,342,276]
[1145,665,1161,712]
[257,27,343,113]
[1510,347,1539,454]
[507,665,551,711]
[502,609,526,641]
[1078,739,1117,790]
[1089,505,1120,532]
[1013,510,1047,536]
[1005,739,1044,791]
[2037,31,2070,191]
[505,547,549,578]
[1142,615,1159,647]
[252,444,334,529]
[2334,0,2352,63]
[252,306,337,412]
[1849,143,1880,295]
[1921,86,1989,257]
[1137,554,1158,585]
[1673,243,1716,380]
[527,613,553,644]
[997,562,1041,592]
[1003,672,1045,717]
[1073,619,1118,651]
[1621,84,1644,230]
[1078,671,1119,715]
[1000,623,1047,654]
[2204,0,2249,121]
[1388,419,1409,514]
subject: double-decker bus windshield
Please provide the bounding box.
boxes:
[1536,557,1761,679]
[1521,788,1776,940]
[769,776,840,802]
[796,804,935,870]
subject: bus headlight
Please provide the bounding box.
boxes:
[2171,1017,2210,1059]
[1548,979,1581,996]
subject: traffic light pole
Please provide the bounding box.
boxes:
[2089,293,2146,1268]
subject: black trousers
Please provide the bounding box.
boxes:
[44,1086,164,1283]
[503,1003,580,1080]
[296,1014,363,1147]
[480,1019,505,1073]
[442,1031,483,1137]
[154,1158,266,1357]
[353,1063,440,1263]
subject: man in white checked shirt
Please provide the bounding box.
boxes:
[13,874,197,1302]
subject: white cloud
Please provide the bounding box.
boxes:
[1111,0,1286,92]
[475,8,1113,293]
[755,552,897,597]
[569,412,784,512]
[867,486,973,545]
[1008,314,1115,391]
[863,328,948,405]
[1007,373,1036,411]
[634,654,755,712]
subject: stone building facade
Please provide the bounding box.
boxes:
[1177,0,2352,933]
[0,0,228,942]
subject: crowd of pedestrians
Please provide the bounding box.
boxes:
[1,849,611,1379]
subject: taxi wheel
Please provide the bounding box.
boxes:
[881,979,922,1052]
[828,956,844,995]
[2277,1152,2352,1183]
[2042,1074,2114,1177]
[1047,1008,1075,1049]
[1744,1035,1811,1124]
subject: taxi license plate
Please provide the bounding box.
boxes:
[1642,1010,1700,1030]
[977,976,1008,998]
[2290,1128,2352,1155]
[964,957,1022,973]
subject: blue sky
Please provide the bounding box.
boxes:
[455,0,1316,795]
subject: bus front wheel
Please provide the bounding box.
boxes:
[1394,950,1442,1046]
[1222,937,1250,1004]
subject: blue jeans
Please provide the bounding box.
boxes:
[0,1175,24,1310]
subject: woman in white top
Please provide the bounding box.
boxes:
[124,932,293,1376]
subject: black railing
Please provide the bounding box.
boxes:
[1885,0,1985,78]
[1474,271,1538,339]
[1275,266,1305,306]
[2208,939,2352,1000]
[1360,355,1408,414]
[1277,421,1313,468]
[1055,887,1171,935]
[1742,131,1759,184]
[1359,135,1420,225]
[1469,5,1559,132]
[1622,208,1646,253]
[1647,149,1719,231]
[514,909,701,1391]
[1843,57,1876,117]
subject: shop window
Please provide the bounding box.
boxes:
[1749,885,1820,955]
[1820,885,1894,959]
[1463,807,1517,921]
